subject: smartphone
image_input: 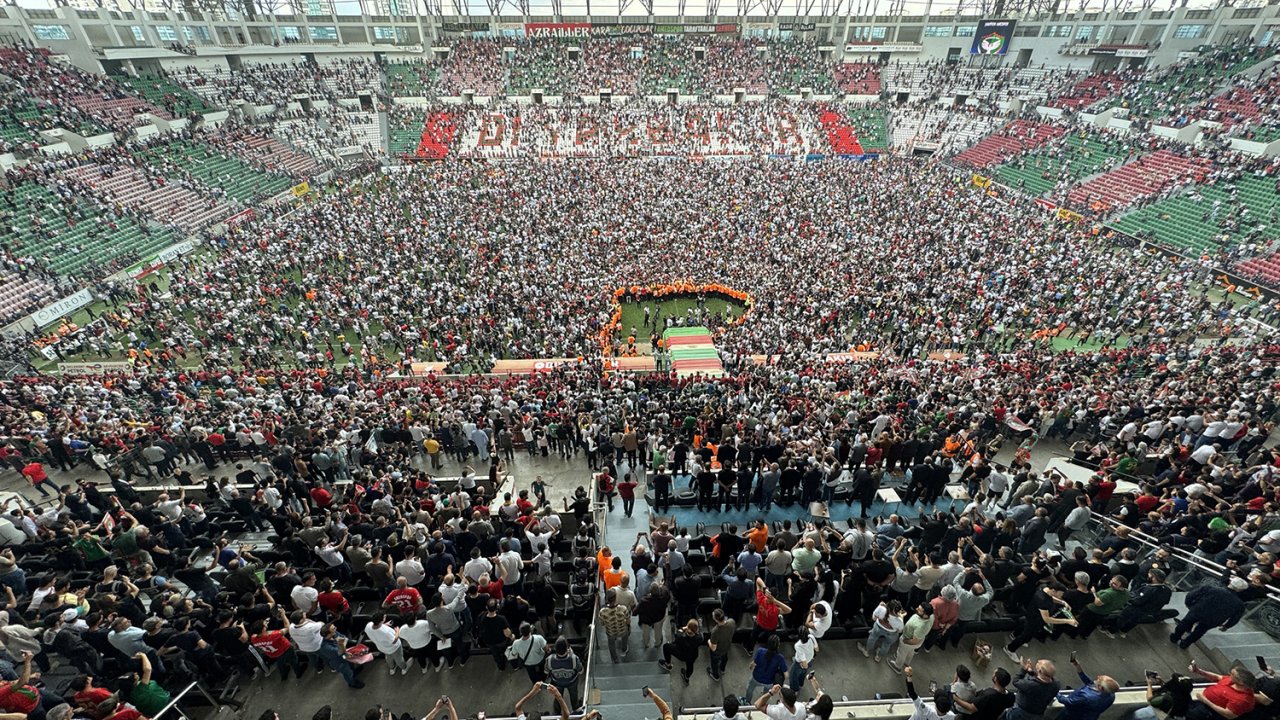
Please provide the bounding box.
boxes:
[1070,651,1077,663]
[1258,656,1271,672]
[1145,670,1159,679]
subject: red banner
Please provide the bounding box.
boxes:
[525,22,591,38]
[225,208,256,228]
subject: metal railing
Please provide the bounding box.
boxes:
[577,498,608,718]
[1059,453,1280,636]
[676,682,1214,720]
[151,680,242,719]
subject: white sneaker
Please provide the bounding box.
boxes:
[390,666,396,675]
[421,664,430,675]
[401,667,410,675]
[1003,647,1021,663]
[857,642,869,658]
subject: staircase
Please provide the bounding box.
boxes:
[1168,589,1280,671]
[379,111,391,157]
[592,653,673,720]
[588,463,673,720]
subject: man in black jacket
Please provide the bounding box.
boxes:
[1169,577,1248,649]
[1106,568,1172,637]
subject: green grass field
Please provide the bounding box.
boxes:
[616,296,748,351]
[1048,334,1132,352]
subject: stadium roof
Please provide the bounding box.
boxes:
[12,0,1229,17]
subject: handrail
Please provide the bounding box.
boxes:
[1051,452,1280,607]
[577,499,608,718]
[150,681,200,720]
[676,683,1215,719]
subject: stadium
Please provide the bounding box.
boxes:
[0,2,1278,720]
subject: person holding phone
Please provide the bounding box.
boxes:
[1187,661,1261,720]
[642,687,674,720]
[514,681,569,720]
[422,696,459,720]
[1055,654,1119,720]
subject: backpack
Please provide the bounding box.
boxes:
[547,651,581,683]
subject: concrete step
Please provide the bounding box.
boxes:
[593,665,669,684]
[590,667,669,689]
[600,688,663,707]
[597,701,665,720]
[1210,631,1276,646]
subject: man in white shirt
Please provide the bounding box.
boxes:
[463,549,493,583]
[1142,419,1166,443]
[1116,422,1138,446]
[807,601,832,640]
[438,571,466,606]
[1198,414,1227,448]
[752,685,806,720]
[154,491,185,523]
[290,573,319,614]
[288,615,325,656]
[1190,443,1220,467]
[364,613,410,675]
[498,540,525,594]
[903,666,956,720]
[540,511,563,535]
[790,628,819,691]
[395,547,427,587]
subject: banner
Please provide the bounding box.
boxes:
[971,174,992,189]
[32,288,93,328]
[844,42,922,53]
[224,208,255,228]
[133,260,165,280]
[654,23,737,34]
[491,357,580,374]
[290,181,311,197]
[56,361,133,374]
[590,24,653,37]
[525,22,591,38]
[155,239,196,265]
[779,22,816,31]
[970,19,1015,55]
[1057,207,1084,223]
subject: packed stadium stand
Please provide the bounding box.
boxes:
[4,8,1280,720]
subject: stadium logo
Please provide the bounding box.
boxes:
[977,32,1006,54]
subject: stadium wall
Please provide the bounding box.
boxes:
[0,4,1275,77]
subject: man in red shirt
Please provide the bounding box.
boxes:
[617,473,639,518]
[250,616,304,680]
[1190,662,1258,720]
[309,484,333,508]
[752,577,792,645]
[207,431,228,461]
[0,651,52,717]
[384,577,423,613]
[20,461,56,498]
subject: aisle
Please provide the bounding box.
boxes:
[590,462,674,720]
